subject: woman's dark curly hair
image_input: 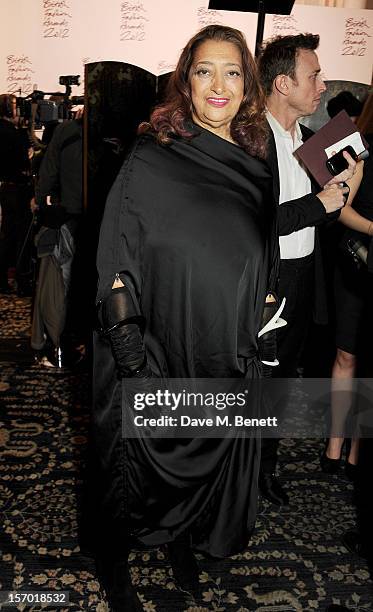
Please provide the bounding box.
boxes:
[139,25,268,158]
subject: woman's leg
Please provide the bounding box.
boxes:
[326,348,356,460]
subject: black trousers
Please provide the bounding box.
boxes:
[0,183,32,289]
[261,254,315,474]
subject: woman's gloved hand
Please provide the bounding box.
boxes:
[97,283,152,379]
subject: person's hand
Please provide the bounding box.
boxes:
[71,105,84,120]
[30,197,39,213]
[317,183,349,213]
[325,150,357,186]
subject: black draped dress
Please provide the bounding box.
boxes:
[92,124,276,558]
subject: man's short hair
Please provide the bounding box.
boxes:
[258,34,320,97]
[0,94,16,119]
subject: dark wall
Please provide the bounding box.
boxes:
[83,62,171,308]
[302,80,370,132]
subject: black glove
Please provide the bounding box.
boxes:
[97,284,152,379]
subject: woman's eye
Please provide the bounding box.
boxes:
[195,69,210,76]
[227,70,241,77]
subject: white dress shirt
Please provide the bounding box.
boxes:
[267,111,315,260]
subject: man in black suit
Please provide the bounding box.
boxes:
[257,34,358,505]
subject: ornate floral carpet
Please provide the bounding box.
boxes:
[0,293,372,611]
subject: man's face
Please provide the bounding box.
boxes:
[286,49,326,118]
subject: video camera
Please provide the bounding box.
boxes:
[59,75,80,88]
[16,75,83,128]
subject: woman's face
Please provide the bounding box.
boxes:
[189,39,244,141]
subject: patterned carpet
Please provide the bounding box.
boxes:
[0,292,372,611]
[0,293,32,339]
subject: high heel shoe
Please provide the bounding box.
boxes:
[167,533,201,598]
[320,448,341,474]
[345,461,358,481]
[95,555,143,612]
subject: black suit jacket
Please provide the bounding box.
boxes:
[266,122,339,325]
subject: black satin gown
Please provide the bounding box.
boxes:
[91,124,276,558]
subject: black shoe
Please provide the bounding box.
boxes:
[320,449,341,474]
[345,461,358,482]
[342,530,370,560]
[36,348,63,368]
[259,473,289,506]
[167,535,201,598]
[0,284,13,294]
[16,287,33,297]
[95,556,143,612]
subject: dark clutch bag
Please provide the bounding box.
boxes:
[339,228,372,271]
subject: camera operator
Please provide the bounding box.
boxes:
[0,93,33,295]
[40,93,66,147]
[31,113,84,366]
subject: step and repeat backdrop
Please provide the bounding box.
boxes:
[1,0,372,97]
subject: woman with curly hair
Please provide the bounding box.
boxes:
[92,24,278,610]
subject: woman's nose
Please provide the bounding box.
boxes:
[211,72,224,94]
